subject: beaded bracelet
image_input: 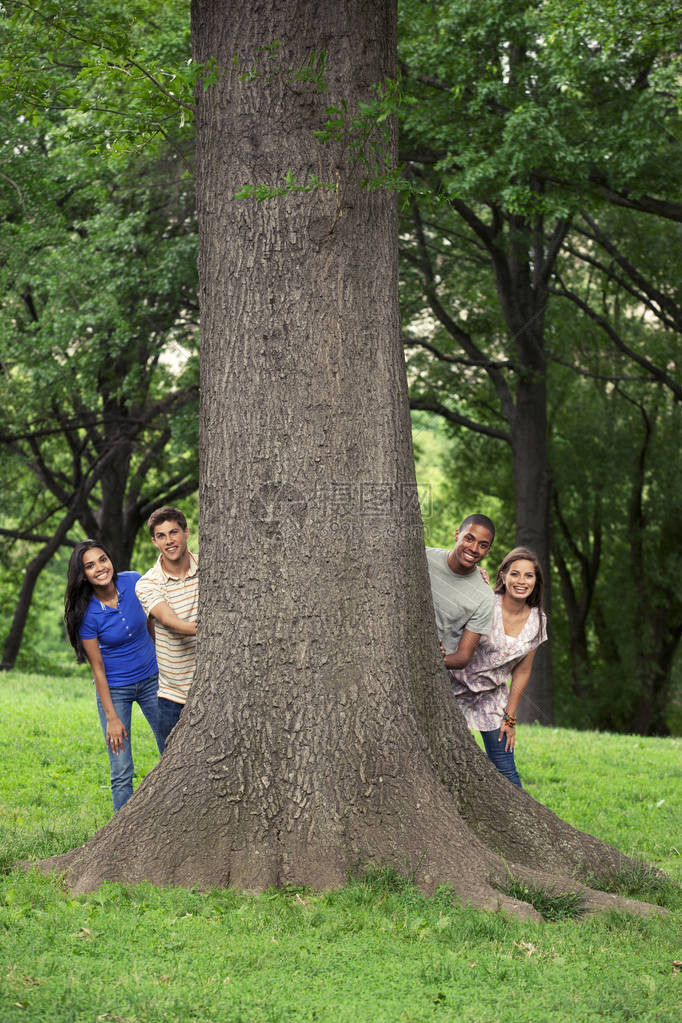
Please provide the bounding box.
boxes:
[503,711,517,726]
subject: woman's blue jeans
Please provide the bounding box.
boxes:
[480,728,523,788]
[96,674,163,812]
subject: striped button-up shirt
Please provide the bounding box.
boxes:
[135,553,198,704]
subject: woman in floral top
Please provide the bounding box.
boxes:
[450,547,547,788]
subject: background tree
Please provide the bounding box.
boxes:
[549,353,681,733]
[397,0,682,725]
[0,0,199,668]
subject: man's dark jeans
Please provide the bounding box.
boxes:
[157,696,185,752]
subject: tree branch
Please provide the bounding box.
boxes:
[409,396,510,442]
[588,176,682,225]
[550,277,682,401]
[407,200,517,423]
[403,335,515,371]
[577,211,682,332]
[0,526,77,546]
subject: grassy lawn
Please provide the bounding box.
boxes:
[1,671,680,1023]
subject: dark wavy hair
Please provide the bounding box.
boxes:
[64,540,118,663]
[493,546,545,610]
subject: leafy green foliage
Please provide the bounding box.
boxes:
[547,208,682,734]
[236,79,403,201]
[0,0,195,153]
[232,42,329,90]
[0,0,201,666]
[0,112,200,557]
[236,170,337,202]
[398,0,681,213]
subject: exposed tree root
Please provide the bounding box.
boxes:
[25,751,670,923]
[497,863,669,919]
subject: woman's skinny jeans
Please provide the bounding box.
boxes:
[96,673,163,812]
[480,728,523,788]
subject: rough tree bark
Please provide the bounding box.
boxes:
[37,0,662,918]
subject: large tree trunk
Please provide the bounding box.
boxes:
[36,0,662,918]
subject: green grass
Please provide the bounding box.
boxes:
[514,725,682,882]
[497,878,586,921]
[1,671,681,1023]
[585,860,682,908]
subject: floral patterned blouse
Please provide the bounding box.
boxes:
[450,593,547,731]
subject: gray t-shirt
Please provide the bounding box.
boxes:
[426,547,495,654]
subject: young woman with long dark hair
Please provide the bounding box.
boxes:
[64,540,163,811]
[449,546,548,788]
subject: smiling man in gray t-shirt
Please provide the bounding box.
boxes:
[426,514,495,670]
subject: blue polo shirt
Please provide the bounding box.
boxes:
[79,571,157,687]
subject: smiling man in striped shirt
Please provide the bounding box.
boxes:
[136,506,198,751]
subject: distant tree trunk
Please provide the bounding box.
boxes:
[624,404,682,734]
[552,489,602,701]
[510,354,552,723]
[570,400,682,736]
[86,415,136,569]
[74,402,142,570]
[1,508,78,670]
[629,631,682,735]
[37,0,662,919]
[493,212,560,725]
